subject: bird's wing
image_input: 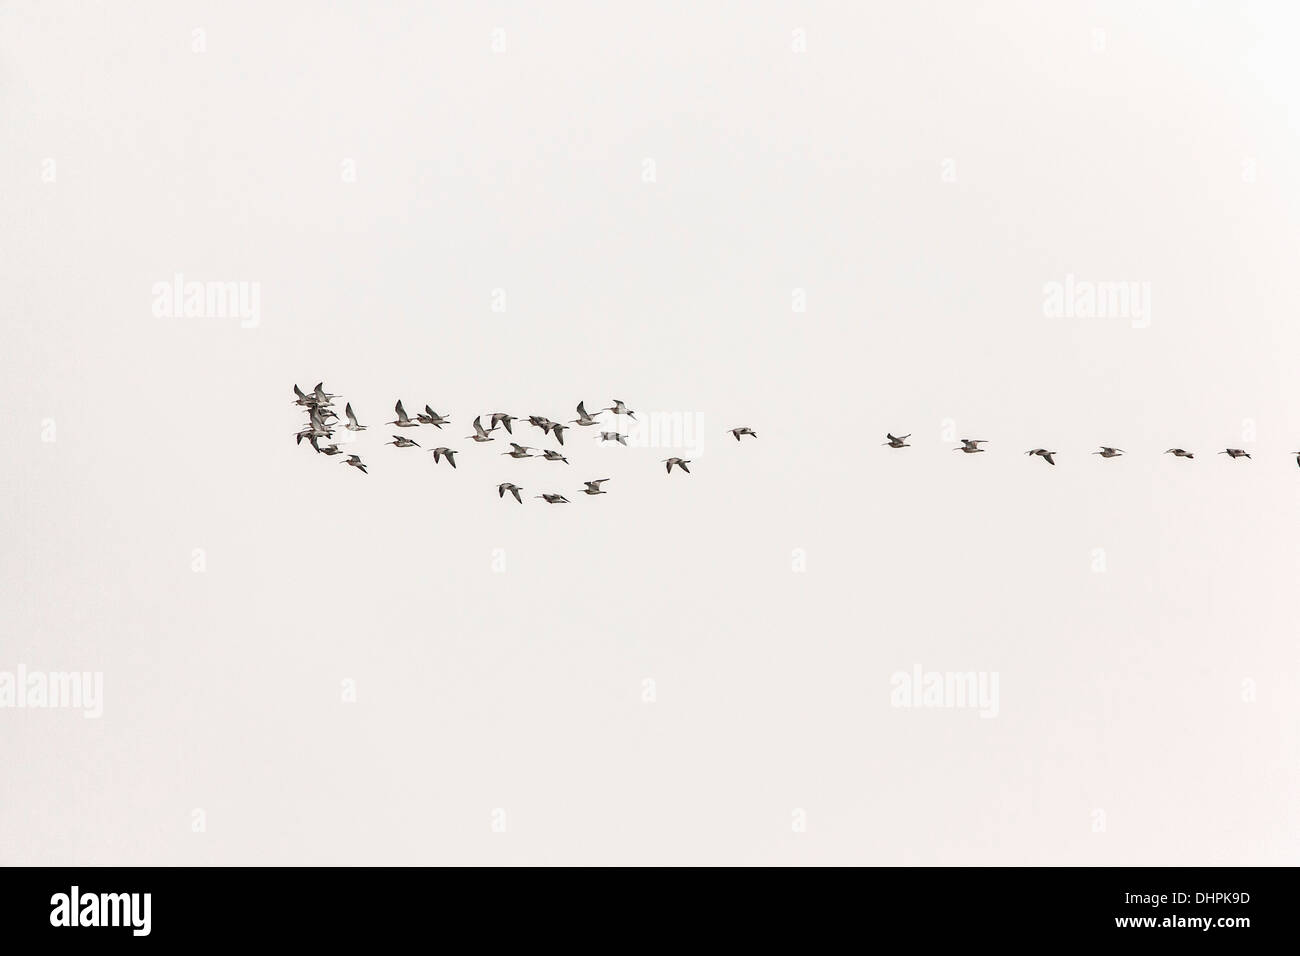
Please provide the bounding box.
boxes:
[680,462,690,473]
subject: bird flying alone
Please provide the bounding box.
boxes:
[1093,446,1124,458]
[1165,448,1195,459]
[431,447,458,468]
[663,458,691,474]
[535,493,570,504]
[580,479,610,495]
[954,439,987,453]
[571,402,601,426]
[502,443,535,459]
[467,416,495,442]
[884,433,910,448]
[344,403,366,431]
[605,400,636,420]
[389,400,419,427]
[540,449,569,464]
[342,455,367,474]
[728,427,758,441]
[490,413,517,434]
[1219,448,1251,459]
[1026,448,1057,465]
[498,482,523,503]
[387,435,420,448]
[600,432,628,446]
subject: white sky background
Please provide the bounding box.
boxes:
[2,1,1298,864]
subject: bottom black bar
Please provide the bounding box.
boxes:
[0,866,1288,942]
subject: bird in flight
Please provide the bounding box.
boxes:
[342,454,367,474]
[1165,448,1195,459]
[954,439,987,453]
[1219,448,1251,459]
[1025,448,1057,465]
[417,406,451,428]
[580,479,611,495]
[310,438,345,456]
[600,432,628,446]
[550,423,568,446]
[535,493,570,504]
[431,447,458,468]
[605,400,636,420]
[539,449,569,464]
[884,433,910,448]
[490,413,518,434]
[1093,446,1124,458]
[389,400,419,428]
[663,458,691,474]
[295,407,335,444]
[344,403,366,431]
[571,402,601,426]
[498,482,524,503]
[467,416,496,442]
[501,443,536,459]
[386,435,420,449]
[728,427,758,441]
[528,415,556,435]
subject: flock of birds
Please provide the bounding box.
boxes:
[887,434,1274,463]
[295,381,1293,498]
[292,383,758,502]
